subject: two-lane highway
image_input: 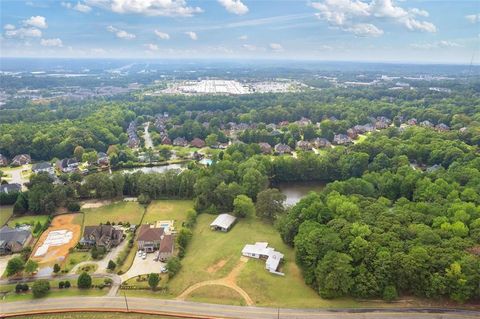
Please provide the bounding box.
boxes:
[1,296,479,319]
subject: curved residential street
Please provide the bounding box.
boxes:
[144,122,153,149]
[1,296,479,319]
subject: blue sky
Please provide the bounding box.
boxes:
[1,0,479,63]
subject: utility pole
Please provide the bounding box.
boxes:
[277,307,280,319]
[124,291,129,312]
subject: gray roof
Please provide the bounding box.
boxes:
[210,213,237,230]
[32,162,52,171]
[0,183,21,194]
[0,226,31,248]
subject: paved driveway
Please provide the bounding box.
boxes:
[70,239,129,274]
[120,251,165,281]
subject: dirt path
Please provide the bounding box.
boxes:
[176,256,253,306]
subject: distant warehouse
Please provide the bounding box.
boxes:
[210,214,237,232]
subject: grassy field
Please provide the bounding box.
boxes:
[63,251,91,272]
[142,200,193,227]
[0,278,107,302]
[83,202,144,226]
[11,313,175,319]
[163,214,393,308]
[186,285,245,306]
[7,214,49,228]
[0,205,14,226]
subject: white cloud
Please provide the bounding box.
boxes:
[91,48,107,55]
[311,0,436,36]
[145,43,159,51]
[4,24,16,30]
[107,26,136,39]
[269,43,283,52]
[61,2,72,8]
[5,27,42,38]
[41,38,63,47]
[238,35,248,41]
[242,44,257,51]
[87,0,203,17]
[345,23,383,37]
[154,30,170,40]
[23,16,47,29]
[411,40,462,50]
[74,2,92,12]
[465,14,480,24]
[185,31,198,40]
[218,0,248,15]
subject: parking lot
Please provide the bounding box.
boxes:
[120,250,166,281]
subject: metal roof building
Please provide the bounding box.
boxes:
[210,213,237,232]
[242,242,284,275]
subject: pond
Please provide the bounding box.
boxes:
[276,181,326,206]
[119,163,187,174]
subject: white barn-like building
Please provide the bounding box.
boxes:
[210,214,237,232]
[242,242,284,275]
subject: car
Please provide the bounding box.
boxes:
[142,253,147,260]
[137,250,143,257]
[160,266,167,273]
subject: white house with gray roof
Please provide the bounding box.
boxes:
[242,242,284,275]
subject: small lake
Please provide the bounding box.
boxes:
[120,163,187,174]
[276,181,326,206]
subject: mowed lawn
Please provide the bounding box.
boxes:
[0,206,14,226]
[7,215,49,231]
[143,200,194,227]
[83,202,144,226]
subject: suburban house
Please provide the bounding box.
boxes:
[32,162,54,175]
[137,225,165,252]
[56,158,79,173]
[258,142,272,154]
[11,154,31,166]
[0,183,21,194]
[312,138,331,148]
[161,136,172,145]
[173,137,188,147]
[0,154,8,167]
[190,138,206,148]
[0,226,33,255]
[420,120,434,128]
[296,140,312,151]
[274,143,292,155]
[157,234,174,261]
[242,242,284,275]
[435,123,450,132]
[333,134,352,145]
[210,214,237,232]
[97,152,109,166]
[80,225,123,250]
[346,128,358,139]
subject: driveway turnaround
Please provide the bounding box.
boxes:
[2,297,479,319]
[120,251,165,281]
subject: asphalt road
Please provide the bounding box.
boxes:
[1,296,479,319]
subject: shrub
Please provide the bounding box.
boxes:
[64,281,71,288]
[53,263,61,274]
[6,257,25,277]
[148,273,160,290]
[383,285,398,301]
[77,272,92,289]
[166,257,181,278]
[59,281,65,289]
[67,201,81,212]
[32,280,50,298]
[107,260,116,270]
[15,283,28,293]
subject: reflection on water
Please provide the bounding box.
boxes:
[276,181,326,206]
[120,163,186,174]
